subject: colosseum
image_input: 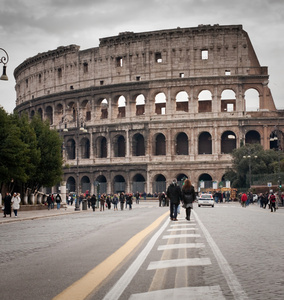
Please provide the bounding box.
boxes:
[14,24,284,196]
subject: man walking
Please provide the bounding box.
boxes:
[166,178,181,221]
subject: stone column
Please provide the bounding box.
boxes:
[60,181,67,203]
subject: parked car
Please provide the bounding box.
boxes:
[198,194,214,207]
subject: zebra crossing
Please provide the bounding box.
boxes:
[128,213,226,299]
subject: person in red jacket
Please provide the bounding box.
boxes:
[241,193,248,207]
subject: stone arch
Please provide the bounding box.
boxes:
[80,137,90,159]
[199,173,213,189]
[100,98,108,119]
[245,130,261,145]
[113,135,126,157]
[221,131,236,154]
[245,88,260,111]
[270,130,283,150]
[95,175,107,194]
[177,173,188,187]
[56,103,63,114]
[66,176,76,193]
[198,132,212,154]
[154,133,166,155]
[96,136,107,158]
[153,174,166,193]
[132,133,145,156]
[176,91,189,112]
[132,173,145,193]
[176,132,188,155]
[198,90,212,113]
[221,89,236,112]
[155,92,166,115]
[136,94,145,116]
[113,175,126,193]
[66,138,75,160]
[38,108,43,120]
[81,176,91,194]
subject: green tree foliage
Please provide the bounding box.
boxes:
[0,108,29,192]
[0,108,63,195]
[224,144,283,188]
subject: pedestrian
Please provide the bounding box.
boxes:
[90,194,96,212]
[106,195,111,209]
[51,194,55,209]
[119,192,125,210]
[100,194,105,211]
[161,192,166,206]
[46,194,53,210]
[241,193,247,207]
[87,195,91,209]
[181,179,196,221]
[127,193,133,210]
[11,192,21,217]
[55,193,61,209]
[113,194,118,210]
[135,191,140,204]
[269,192,276,212]
[158,192,163,207]
[263,192,269,209]
[166,178,182,221]
[3,192,12,218]
[258,193,264,208]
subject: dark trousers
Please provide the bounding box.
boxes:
[186,207,191,220]
[270,202,276,212]
[170,202,178,219]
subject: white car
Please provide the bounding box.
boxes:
[198,194,214,207]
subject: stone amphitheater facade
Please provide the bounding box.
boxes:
[14,24,284,195]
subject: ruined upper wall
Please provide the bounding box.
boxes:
[14,24,269,106]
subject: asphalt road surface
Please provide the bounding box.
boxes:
[0,201,283,300]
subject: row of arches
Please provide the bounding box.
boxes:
[66,172,228,195]
[33,88,261,125]
[65,129,280,160]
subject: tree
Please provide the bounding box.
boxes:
[0,108,29,193]
[29,115,63,192]
[224,144,283,188]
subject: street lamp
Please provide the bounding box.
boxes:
[0,48,9,81]
[243,151,258,189]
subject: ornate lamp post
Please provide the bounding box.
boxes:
[0,48,9,81]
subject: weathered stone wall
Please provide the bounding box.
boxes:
[14,24,283,194]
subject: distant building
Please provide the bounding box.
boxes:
[14,24,284,195]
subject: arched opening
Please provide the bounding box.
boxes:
[66,176,76,193]
[97,136,107,158]
[199,173,213,189]
[81,138,90,159]
[153,174,166,193]
[95,175,107,194]
[114,175,126,193]
[81,176,91,195]
[176,91,188,112]
[136,94,145,116]
[132,174,145,193]
[100,99,108,119]
[66,139,75,160]
[198,132,212,154]
[118,96,126,118]
[176,132,188,155]
[198,90,212,113]
[270,130,283,150]
[114,135,126,157]
[245,88,260,111]
[155,133,166,155]
[155,92,166,115]
[177,173,188,187]
[132,133,145,156]
[245,130,261,145]
[221,89,236,112]
[221,131,236,154]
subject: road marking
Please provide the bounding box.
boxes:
[102,213,170,300]
[129,285,226,300]
[163,233,200,239]
[157,243,205,251]
[167,228,197,232]
[52,211,169,300]
[170,223,196,227]
[192,210,249,299]
[147,257,211,270]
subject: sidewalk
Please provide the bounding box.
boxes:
[0,205,80,224]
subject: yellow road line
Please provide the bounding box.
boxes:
[53,211,169,300]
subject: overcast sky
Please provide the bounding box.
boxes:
[1,0,283,113]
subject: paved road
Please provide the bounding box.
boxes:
[0,202,283,299]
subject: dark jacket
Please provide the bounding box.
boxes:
[182,186,196,204]
[166,183,182,204]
